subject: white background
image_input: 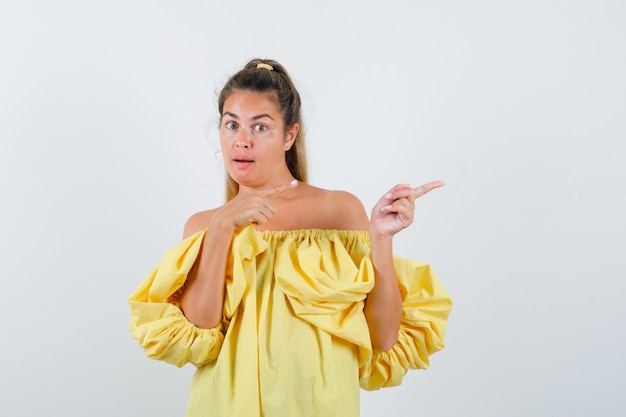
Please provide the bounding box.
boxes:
[1,1,625,416]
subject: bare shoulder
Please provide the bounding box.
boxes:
[298,184,369,230]
[183,209,218,238]
[327,189,370,230]
[322,188,364,211]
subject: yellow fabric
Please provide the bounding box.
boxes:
[128,225,452,417]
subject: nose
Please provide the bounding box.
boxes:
[235,129,252,148]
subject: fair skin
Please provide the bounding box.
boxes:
[180,90,444,351]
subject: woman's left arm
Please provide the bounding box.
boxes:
[365,181,445,351]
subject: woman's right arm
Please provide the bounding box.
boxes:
[179,211,234,329]
[180,180,298,328]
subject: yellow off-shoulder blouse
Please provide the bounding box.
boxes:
[128,226,452,417]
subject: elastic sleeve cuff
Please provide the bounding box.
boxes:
[129,300,224,367]
[359,257,452,390]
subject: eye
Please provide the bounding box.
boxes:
[254,124,268,132]
[224,121,237,130]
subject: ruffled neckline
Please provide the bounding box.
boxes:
[254,227,370,237]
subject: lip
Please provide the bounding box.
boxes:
[232,157,254,169]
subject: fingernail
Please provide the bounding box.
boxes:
[380,205,391,212]
[385,193,392,199]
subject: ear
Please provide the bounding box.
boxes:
[284,123,299,150]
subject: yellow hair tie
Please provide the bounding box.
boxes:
[256,63,273,71]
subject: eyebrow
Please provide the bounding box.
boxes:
[223,112,274,121]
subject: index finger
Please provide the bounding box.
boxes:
[261,179,299,196]
[412,180,445,198]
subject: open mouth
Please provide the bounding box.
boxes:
[233,159,254,168]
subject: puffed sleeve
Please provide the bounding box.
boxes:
[128,230,225,368]
[359,257,452,390]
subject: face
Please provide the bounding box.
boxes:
[220,90,298,190]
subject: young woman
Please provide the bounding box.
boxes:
[129,58,452,417]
